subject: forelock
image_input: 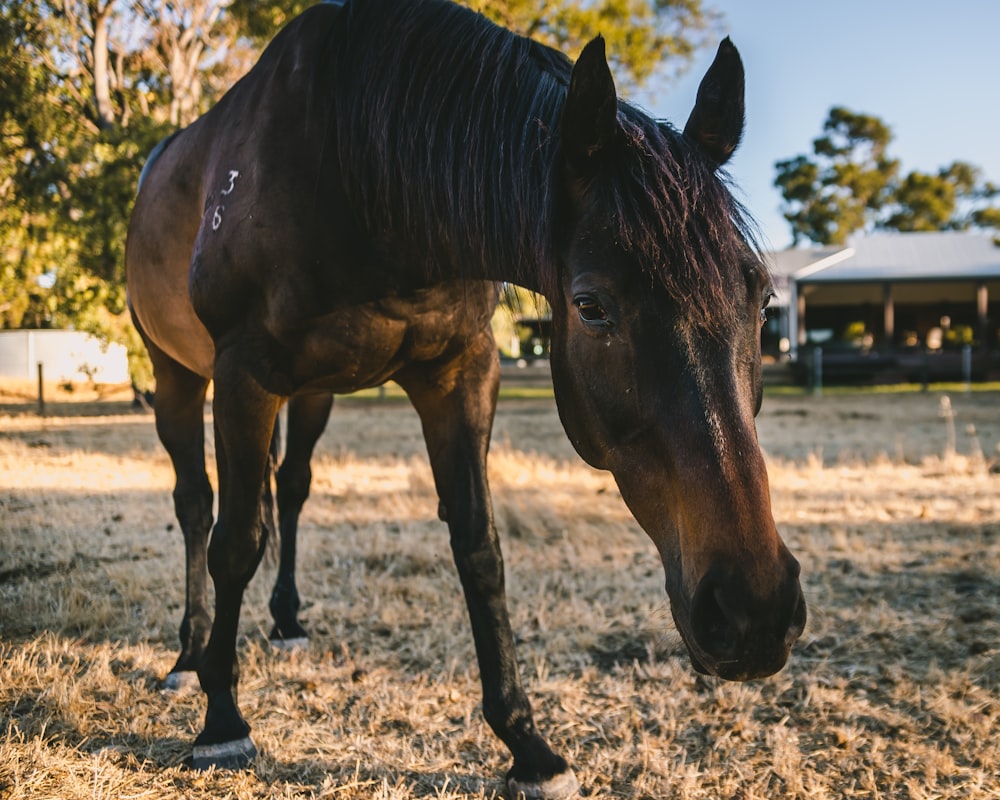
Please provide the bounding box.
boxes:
[596,105,764,331]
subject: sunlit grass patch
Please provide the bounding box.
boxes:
[2,390,999,798]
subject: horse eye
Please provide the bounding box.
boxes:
[575,297,609,325]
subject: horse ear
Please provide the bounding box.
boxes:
[683,37,745,169]
[562,36,618,170]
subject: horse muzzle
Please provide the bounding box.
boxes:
[679,552,807,681]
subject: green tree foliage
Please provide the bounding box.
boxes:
[0,0,78,329]
[775,107,1000,246]
[227,0,313,41]
[0,0,237,340]
[0,0,182,396]
[774,107,898,246]
[885,161,999,234]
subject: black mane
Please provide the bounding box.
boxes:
[328,0,760,318]
[329,0,566,292]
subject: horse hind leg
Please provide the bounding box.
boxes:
[144,344,214,691]
[269,391,334,648]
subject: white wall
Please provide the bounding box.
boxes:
[0,330,130,383]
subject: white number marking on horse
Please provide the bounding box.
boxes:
[221,170,240,196]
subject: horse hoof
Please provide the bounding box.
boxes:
[191,736,258,771]
[162,670,199,692]
[269,635,309,651]
[507,768,580,800]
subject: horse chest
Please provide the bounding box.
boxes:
[283,294,483,393]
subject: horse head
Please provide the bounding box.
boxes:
[549,37,805,681]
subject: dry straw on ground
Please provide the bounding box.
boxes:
[1,384,998,799]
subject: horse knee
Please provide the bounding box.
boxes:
[207,520,268,586]
[451,541,505,595]
[173,477,213,534]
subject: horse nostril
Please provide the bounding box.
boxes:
[789,582,807,641]
[691,578,748,661]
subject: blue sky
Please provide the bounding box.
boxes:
[635,1,1000,250]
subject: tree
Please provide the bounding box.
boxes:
[883,162,969,233]
[136,0,254,127]
[775,107,1000,246]
[0,0,84,329]
[774,107,898,246]
[884,161,999,234]
[1,1,163,331]
[0,0,247,330]
[55,0,118,129]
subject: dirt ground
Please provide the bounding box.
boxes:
[1,381,998,799]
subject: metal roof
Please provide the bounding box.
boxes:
[792,232,1000,284]
[765,246,845,278]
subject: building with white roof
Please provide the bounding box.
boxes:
[765,231,1000,382]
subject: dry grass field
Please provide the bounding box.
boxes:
[1,378,998,799]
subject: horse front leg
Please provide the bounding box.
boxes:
[269,391,334,647]
[398,334,579,800]
[192,355,283,769]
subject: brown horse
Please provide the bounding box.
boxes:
[126,0,805,796]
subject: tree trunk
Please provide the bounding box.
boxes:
[90,1,114,129]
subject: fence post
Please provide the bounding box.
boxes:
[37,362,45,416]
[962,344,972,393]
[813,346,823,397]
